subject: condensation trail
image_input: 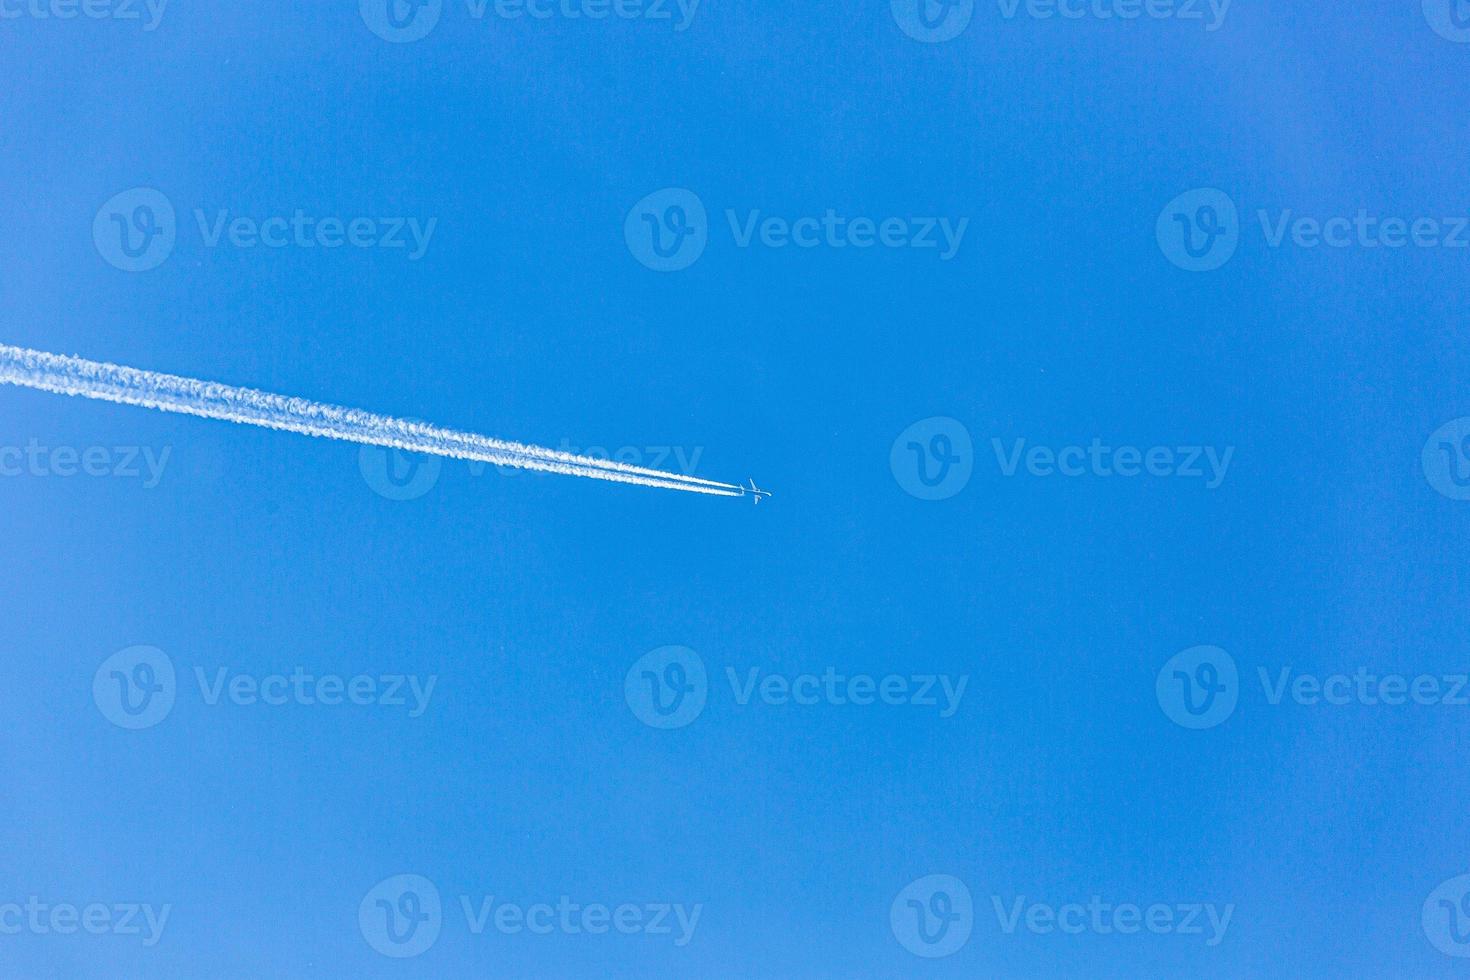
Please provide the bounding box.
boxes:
[0,343,746,498]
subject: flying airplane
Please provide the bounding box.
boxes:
[741,479,772,505]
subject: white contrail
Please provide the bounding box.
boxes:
[0,343,747,498]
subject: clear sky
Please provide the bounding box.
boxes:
[3,1,1470,977]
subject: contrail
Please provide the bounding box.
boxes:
[0,343,748,498]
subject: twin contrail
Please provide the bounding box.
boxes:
[0,343,749,498]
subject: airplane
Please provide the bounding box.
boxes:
[741,478,772,505]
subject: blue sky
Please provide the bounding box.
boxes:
[3,1,1470,976]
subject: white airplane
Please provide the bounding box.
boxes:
[741,478,772,505]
